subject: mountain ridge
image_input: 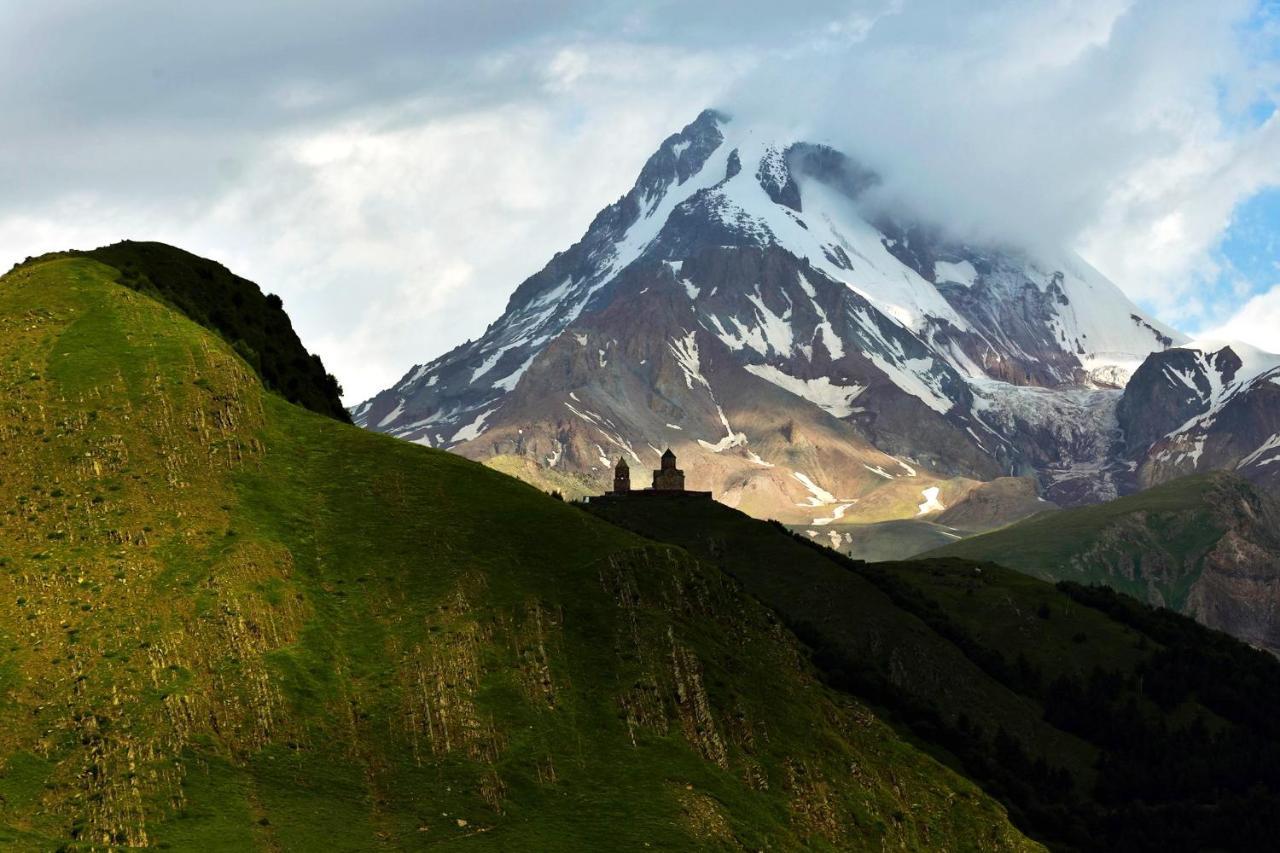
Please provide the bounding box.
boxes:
[9,246,1280,850]
[587,488,1280,851]
[353,109,1267,525]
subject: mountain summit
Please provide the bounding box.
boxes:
[354,111,1277,522]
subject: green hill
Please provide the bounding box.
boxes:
[0,256,1031,849]
[11,241,350,422]
[923,473,1280,653]
[588,493,1280,851]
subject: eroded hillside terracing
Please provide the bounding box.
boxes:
[0,257,1033,849]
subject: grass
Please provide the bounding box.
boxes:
[588,496,1103,776]
[13,241,350,422]
[587,493,1280,851]
[922,474,1237,608]
[0,257,1032,850]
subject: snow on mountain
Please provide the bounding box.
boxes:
[353,109,1244,519]
[1118,340,1280,491]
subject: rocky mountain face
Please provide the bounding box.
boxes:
[355,109,1277,524]
[1117,341,1280,492]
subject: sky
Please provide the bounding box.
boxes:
[2,0,1278,402]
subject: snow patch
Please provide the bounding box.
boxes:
[917,486,945,515]
[452,406,498,444]
[698,403,747,452]
[813,503,855,525]
[491,354,536,392]
[1239,434,1280,469]
[669,332,710,390]
[744,364,865,418]
[934,260,978,287]
[471,343,518,382]
[792,471,838,506]
[376,399,405,429]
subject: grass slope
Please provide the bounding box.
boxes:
[0,257,1031,849]
[588,494,1280,851]
[12,241,350,423]
[922,473,1247,610]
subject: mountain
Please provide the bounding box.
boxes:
[355,108,1201,522]
[0,253,1033,849]
[924,472,1280,654]
[588,492,1280,852]
[1117,341,1280,492]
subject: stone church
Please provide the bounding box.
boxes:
[651,449,684,490]
[603,449,709,499]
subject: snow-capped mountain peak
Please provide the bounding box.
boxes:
[354,110,1225,518]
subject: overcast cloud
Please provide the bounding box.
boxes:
[2,1,1278,401]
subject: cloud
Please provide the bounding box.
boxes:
[1198,284,1280,353]
[0,5,742,400]
[2,1,1278,399]
[723,1,1280,317]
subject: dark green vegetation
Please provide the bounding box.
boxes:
[924,472,1280,652]
[589,495,1280,852]
[0,258,1032,849]
[12,241,349,422]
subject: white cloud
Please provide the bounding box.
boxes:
[1,1,1278,401]
[1081,113,1280,323]
[724,1,1279,323]
[0,37,732,401]
[1198,284,1280,354]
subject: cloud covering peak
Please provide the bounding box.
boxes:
[2,1,1278,397]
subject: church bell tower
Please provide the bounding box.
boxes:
[612,457,631,494]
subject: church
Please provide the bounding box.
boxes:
[603,449,711,499]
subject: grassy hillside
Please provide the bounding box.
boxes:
[588,494,1280,851]
[11,241,350,422]
[923,473,1280,651]
[923,474,1225,603]
[0,257,1032,849]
